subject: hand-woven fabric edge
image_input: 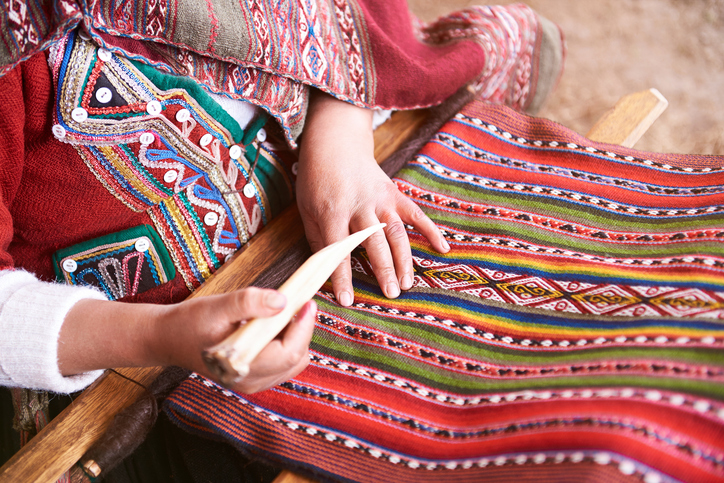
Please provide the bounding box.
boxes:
[466,102,724,164]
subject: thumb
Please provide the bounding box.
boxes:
[218,287,288,322]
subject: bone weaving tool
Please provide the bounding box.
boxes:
[203,223,386,386]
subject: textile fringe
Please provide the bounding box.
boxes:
[10,388,73,482]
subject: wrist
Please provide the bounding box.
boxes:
[305,90,374,135]
[59,298,167,375]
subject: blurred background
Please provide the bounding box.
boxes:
[408,0,724,155]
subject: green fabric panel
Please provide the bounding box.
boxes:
[310,334,724,399]
[131,60,244,143]
[52,224,176,282]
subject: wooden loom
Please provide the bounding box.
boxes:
[0,88,668,483]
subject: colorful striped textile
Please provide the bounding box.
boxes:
[165,100,724,483]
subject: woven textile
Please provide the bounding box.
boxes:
[165,101,724,483]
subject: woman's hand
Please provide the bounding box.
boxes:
[296,90,449,306]
[59,288,317,394]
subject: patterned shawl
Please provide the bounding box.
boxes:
[0,0,551,144]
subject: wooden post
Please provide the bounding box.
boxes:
[586,88,668,148]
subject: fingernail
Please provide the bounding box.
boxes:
[441,238,450,252]
[265,292,287,309]
[386,283,400,298]
[338,291,353,307]
[400,275,413,291]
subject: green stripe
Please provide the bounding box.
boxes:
[318,295,724,367]
[399,167,724,231]
[425,211,724,258]
[310,334,724,400]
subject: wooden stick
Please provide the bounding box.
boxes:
[203,223,385,386]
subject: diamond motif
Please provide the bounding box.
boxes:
[536,299,583,314]
[571,285,641,315]
[613,304,663,317]
[302,40,327,82]
[467,287,506,302]
[422,264,488,290]
[629,285,678,298]
[650,288,724,317]
[498,277,563,305]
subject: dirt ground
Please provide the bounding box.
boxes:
[408,0,724,155]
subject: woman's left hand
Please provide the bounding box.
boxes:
[296,91,449,307]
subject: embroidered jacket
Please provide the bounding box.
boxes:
[0,39,302,390]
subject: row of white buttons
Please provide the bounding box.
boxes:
[69,98,163,125]
[62,237,151,273]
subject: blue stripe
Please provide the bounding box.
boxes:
[351,276,724,331]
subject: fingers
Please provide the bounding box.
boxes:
[359,190,442,298]
[396,194,450,254]
[235,300,317,393]
[223,286,287,321]
[317,219,355,308]
[354,212,402,299]
[280,300,317,368]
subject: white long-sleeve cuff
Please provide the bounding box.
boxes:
[0,270,107,393]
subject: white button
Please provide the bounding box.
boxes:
[71,107,88,123]
[291,162,299,175]
[229,145,242,159]
[146,100,162,115]
[135,237,150,252]
[175,108,191,122]
[62,259,78,273]
[96,87,112,104]
[243,183,256,198]
[139,132,155,145]
[256,128,267,143]
[97,48,112,62]
[200,133,213,147]
[52,124,66,139]
[163,170,178,183]
[204,211,219,226]
[78,30,90,41]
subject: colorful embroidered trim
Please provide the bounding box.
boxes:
[166,101,724,482]
[53,224,175,300]
[47,31,295,291]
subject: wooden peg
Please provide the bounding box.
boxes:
[586,88,668,148]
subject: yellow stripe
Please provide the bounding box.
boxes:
[99,145,165,204]
[163,198,213,280]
